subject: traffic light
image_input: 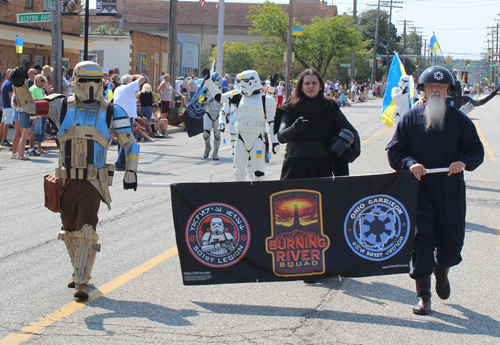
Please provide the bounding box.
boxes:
[466,59,470,67]
[488,57,491,63]
[494,60,497,67]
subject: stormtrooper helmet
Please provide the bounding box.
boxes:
[399,75,411,90]
[236,70,262,95]
[72,61,104,103]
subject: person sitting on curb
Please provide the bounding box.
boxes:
[167,101,185,126]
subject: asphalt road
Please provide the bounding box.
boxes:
[0,97,499,345]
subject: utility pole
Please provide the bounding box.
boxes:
[370,0,381,84]
[51,0,62,93]
[349,0,357,84]
[380,0,402,78]
[168,0,178,79]
[216,0,225,74]
[83,0,90,60]
[285,0,294,99]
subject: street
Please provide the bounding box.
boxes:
[0,97,499,345]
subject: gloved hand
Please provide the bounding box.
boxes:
[270,73,279,87]
[402,86,408,95]
[123,170,137,191]
[10,67,26,88]
[292,116,308,132]
[202,68,210,81]
[219,122,225,132]
[272,142,280,154]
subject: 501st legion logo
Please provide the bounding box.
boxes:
[186,203,250,268]
[344,194,410,261]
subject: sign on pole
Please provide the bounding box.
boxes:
[340,63,351,68]
[292,27,303,36]
[17,13,51,23]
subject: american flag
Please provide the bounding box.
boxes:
[199,0,206,7]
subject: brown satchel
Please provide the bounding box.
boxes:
[44,174,61,213]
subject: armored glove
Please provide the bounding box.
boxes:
[202,68,211,81]
[10,67,26,88]
[460,102,474,115]
[272,142,280,154]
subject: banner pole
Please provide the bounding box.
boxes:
[424,167,455,174]
[137,183,172,188]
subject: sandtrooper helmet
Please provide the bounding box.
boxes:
[398,75,411,90]
[236,70,262,95]
[72,61,104,103]
[209,217,224,235]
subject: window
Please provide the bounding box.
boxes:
[79,50,104,66]
[25,0,32,8]
[136,53,147,73]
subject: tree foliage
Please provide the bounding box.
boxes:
[205,42,255,74]
[247,2,367,77]
[92,24,127,36]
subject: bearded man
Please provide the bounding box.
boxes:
[386,66,484,315]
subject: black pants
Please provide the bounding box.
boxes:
[410,215,465,280]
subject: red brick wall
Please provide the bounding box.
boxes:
[130,31,169,87]
[0,0,80,35]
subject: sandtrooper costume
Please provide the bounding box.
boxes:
[10,62,139,300]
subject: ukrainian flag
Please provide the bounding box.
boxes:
[429,35,439,55]
[380,52,406,128]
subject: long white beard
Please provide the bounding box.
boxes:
[424,92,447,131]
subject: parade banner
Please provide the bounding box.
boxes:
[171,171,418,285]
[184,81,205,137]
[96,0,118,16]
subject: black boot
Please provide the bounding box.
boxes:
[413,276,432,315]
[434,263,451,300]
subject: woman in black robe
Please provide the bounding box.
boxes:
[274,68,360,180]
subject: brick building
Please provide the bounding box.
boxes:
[88,0,337,50]
[0,0,85,72]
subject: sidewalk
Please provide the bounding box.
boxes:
[0,124,186,152]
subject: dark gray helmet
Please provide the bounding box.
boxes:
[417,66,455,92]
[330,128,354,157]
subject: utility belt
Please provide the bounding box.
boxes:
[55,164,115,186]
[286,142,330,158]
[236,123,266,134]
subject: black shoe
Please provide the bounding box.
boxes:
[434,263,451,300]
[413,276,432,315]
[115,165,126,171]
[1,140,12,147]
[27,150,41,156]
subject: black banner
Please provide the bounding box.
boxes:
[171,171,418,285]
[184,82,205,137]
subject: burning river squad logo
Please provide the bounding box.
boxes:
[344,194,410,261]
[266,190,330,277]
[186,203,250,268]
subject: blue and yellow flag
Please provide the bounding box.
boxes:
[15,37,24,54]
[380,52,406,128]
[429,35,439,55]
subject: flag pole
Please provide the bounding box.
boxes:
[433,31,447,67]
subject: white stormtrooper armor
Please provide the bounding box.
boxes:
[204,69,280,181]
[199,73,223,160]
[391,75,411,126]
[201,217,235,255]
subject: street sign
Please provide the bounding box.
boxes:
[292,27,303,36]
[17,13,51,23]
[340,64,351,68]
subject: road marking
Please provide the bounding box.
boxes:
[0,246,178,345]
[470,111,496,161]
[361,127,391,145]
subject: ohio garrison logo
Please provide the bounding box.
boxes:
[186,203,250,268]
[344,194,410,261]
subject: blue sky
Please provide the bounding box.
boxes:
[181,0,500,61]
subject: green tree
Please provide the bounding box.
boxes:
[92,24,127,36]
[247,2,367,76]
[207,42,255,74]
[200,44,212,71]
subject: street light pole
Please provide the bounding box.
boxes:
[349,0,357,84]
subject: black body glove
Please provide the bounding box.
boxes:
[270,73,279,87]
[277,115,308,144]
